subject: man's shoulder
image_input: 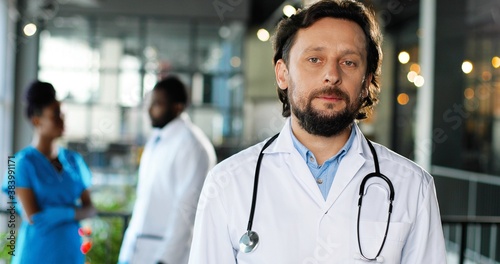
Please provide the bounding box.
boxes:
[180,122,215,150]
[370,141,432,182]
[210,140,266,175]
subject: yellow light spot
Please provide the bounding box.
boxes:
[462,61,473,74]
[482,71,492,81]
[492,56,500,68]
[397,93,410,105]
[398,51,410,64]
[464,88,474,99]
[410,63,420,74]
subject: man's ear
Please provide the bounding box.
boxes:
[275,59,289,90]
[174,103,185,115]
[363,73,373,97]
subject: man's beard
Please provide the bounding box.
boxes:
[290,84,362,137]
[151,110,177,128]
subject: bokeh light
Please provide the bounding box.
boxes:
[257,29,270,42]
[464,87,474,99]
[398,51,410,64]
[283,5,297,17]
[407,71,418,82]
[414,75,425,87]
[462,61,473,74]
[492,56,500,68]
[397,93,410,105]
[410,63,420,74]
[23,23,37,36]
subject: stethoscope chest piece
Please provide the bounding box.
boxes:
[239,230,260,253]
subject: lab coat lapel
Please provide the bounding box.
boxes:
[266,119,327,207]
[285,150,326,207]
[324,124,367,208]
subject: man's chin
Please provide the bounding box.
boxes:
[151,122,166,129]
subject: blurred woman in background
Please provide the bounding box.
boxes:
[2,80,96,264]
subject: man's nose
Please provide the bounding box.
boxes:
[324,62,342,86]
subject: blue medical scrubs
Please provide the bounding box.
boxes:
[2,146,92,264]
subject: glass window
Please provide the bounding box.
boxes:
[38,15,246,167]
[462,35,500,174]
[146,20,191,73]
[386,19,420,159]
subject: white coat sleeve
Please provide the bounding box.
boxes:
[154,143,215,264]
[188,170,237,264]
[401,178,447,263]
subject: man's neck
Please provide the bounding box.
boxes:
[291,117,352,165]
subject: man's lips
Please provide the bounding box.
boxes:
[317,95,343,101]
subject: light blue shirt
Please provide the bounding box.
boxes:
[291,125,357,200]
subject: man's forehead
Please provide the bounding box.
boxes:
[292,18,367,54]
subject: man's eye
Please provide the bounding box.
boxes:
[308,58,320,63]
[344,61,355,66]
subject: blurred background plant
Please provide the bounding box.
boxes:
[0,184,136,264]
[83,184,136,263]
[0,232,13,263]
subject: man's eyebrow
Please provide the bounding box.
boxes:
[302,46,364,57]
[339,49,363,56]
[303,46,326,53]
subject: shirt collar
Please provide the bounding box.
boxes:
[289,122,357,164]
[264,118,366,157]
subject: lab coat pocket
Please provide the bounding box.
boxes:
[131,235,163,264]
[354,221,410,264]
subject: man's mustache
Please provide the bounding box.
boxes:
[310,86,349,102]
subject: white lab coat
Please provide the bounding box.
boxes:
[189,119,447,264]
[119,113,216,264]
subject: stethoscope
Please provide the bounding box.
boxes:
[239,133,395,263]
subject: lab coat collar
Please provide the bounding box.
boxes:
[263,118,367,156]
[262,118,298,155]
[263,118,371,206]
[325,122,368,206]
[151,112,191,141]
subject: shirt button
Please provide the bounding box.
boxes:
[316,178,323,184]
[309,156,315,162]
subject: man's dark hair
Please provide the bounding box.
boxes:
[272,0,383,119]
[153,75,189,105]
[25,80,57,118]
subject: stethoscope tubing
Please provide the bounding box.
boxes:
[246,133,280,232]
[242,132,395,262]
[357,138,395,261]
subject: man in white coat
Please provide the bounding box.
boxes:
[119,76,216,264]
[189,0,447,263]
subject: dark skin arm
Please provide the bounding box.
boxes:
[16,188,97,223]
[75,189,97,220]
[15,188,39,223]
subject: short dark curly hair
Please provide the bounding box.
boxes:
[25,80,57,118]
[272,0,383,119]
[154,75,189,105]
